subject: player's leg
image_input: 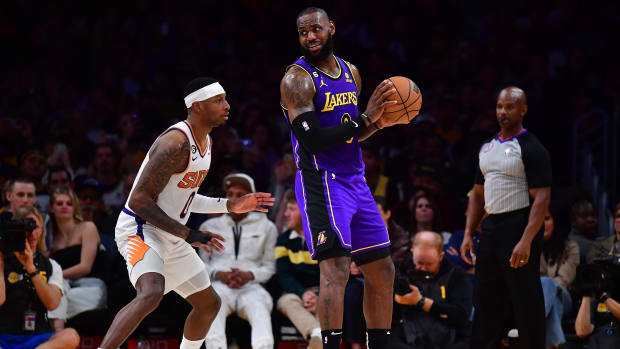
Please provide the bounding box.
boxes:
[350,177,394,348]
[174,254,222,349]
[296,170,355,348]
[237,284,274,349]
[37,328,80,349]
[100,247,165,349]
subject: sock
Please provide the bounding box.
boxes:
[310,327,322,338]
[366,329,391,349]
[180,336,204,349]
[321,329,342,349]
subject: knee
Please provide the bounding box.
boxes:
[57,328,80,348]
[320,259,350,290]
[137,287,164,312]
[277,293,300,311]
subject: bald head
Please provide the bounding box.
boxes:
[499,86,527,106]
[412,231,444,274]
[412,231,443,253]
[496,86,528,132]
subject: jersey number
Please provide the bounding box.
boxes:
[180,192,196,219]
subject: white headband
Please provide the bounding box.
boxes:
[184,82,225,108]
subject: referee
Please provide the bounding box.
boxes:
[460,86,551,349]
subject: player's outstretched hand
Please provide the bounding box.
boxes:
[229,192,275,213]
[364,80,397,123]
[188,230,226,255]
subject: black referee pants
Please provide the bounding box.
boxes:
[471,207,545,349]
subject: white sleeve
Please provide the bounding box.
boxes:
[48,258,65,294]
[192,194,228,214]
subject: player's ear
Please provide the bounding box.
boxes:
[521,104,528,117]
[329,20,335,35]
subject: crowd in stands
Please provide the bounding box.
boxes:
[2,1,620,348]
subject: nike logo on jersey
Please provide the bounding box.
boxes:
[178,170,208,189]
[351,120,358,128]
[192,156,198,161]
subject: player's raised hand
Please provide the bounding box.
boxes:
[229,192,275,213]
[187,229,226,255]
[364,80,397,123]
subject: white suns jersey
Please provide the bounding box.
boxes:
[124,120,212,226]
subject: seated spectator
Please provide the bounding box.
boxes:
[39,166,74,215]
[48,186,107,330]
[1,178,37,215]
[74,176,117,235]
[90,143,125,210]
[18,149,48,198]
[575,289,620,347]
[409,194,451,242]
[540,207,579,348]
[587,202,620,263]
[392,231,472,349]
[568,200,599,264]
[375,196,409,264]
[199,173,277,349]
[275,189,322,349]
[0,206,80,349]
[444,195,482,284]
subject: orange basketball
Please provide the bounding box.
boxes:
[382,76,422,124]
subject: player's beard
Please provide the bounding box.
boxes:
[301,33,334,63]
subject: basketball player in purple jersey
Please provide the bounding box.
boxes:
[280,7,399,349]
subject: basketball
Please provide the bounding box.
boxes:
[382,76,422,124]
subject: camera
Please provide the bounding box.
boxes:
[395,261,435,295]
[575,256,620,298]
[0,211,37,253]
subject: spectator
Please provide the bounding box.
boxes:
[39,166,74,214]
[362,143,391,198]
[275,189,322,349]
[48,186,106,330]
[0,206,80,349]
[586,202,620,263]
[199,173,277,349]
[375,196,409,264]
[74,176,116,235]
[540,207,579,348]
[408,194,440,239]
[18,149,48,196]
[568,200,599,264]
[91,143,125,210]
[575,289,620,347]
[2,178,37,215]
[392,231,472,349]
[269,153,296,226]
[444,193,482,284]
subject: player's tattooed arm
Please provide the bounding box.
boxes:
[128,130,192,239]
[348,62,380,141]
[280,66,315,122]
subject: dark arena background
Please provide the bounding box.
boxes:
[1,1,619,349]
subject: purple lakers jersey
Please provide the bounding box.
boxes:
[282,55,363,174]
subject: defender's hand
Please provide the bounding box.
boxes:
[394,285,423,306]
[364,80,397,123]
[229,192,275,213]
[509,240,531,268]
[460,234,476,265]
[188,230,226,255]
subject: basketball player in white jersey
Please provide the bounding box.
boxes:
[99,77,275,349]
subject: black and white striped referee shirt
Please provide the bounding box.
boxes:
[475,129,551,214]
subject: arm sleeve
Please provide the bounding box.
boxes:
[249,221,278,283]
[275,235,306,297]
[192,194,228,214]
[292,111,367,154]
[427,267,473,327]
[520,134,552,188]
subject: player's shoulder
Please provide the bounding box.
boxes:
[153,127,190,154]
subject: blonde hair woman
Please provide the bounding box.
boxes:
[48,186,106,330]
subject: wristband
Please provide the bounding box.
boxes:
[600,294,609,303]
[28,269,39,278]
[416,297,425,308]
[186,229,212,244]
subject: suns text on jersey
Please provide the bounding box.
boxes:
[177,170,208,189]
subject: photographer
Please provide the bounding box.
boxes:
[391,231,473,349]
[0,206,79,349]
